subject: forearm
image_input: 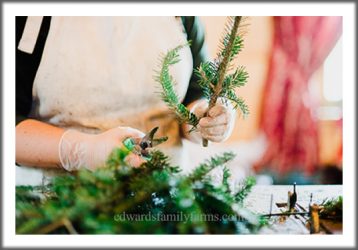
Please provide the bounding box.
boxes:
[16,119,65,168]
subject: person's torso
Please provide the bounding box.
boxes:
[30,16,193,138]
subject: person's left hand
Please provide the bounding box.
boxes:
[188,98,236,143]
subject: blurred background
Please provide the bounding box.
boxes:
[184,16,343,185]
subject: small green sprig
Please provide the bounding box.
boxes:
[234,176,256,204]
[188,151,236,181]
[154,42,199,129]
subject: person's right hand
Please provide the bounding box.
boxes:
[59,126,146,171]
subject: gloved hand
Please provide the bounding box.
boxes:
[185,98,236,144]
[59,126,145,171]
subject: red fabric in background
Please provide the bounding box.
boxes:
[256,16,342,175]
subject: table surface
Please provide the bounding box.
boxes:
[243,185,342,234]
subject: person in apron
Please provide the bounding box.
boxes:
[15,16,236,185]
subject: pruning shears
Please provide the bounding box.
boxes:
[122,127,168,160]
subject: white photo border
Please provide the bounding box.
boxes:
[1,1,356,248]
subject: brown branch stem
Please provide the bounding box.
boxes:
[202,16,242,147]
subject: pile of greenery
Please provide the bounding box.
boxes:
[16,148,265,234]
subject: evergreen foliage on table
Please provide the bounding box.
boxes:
[319,196,343,221]
[16,148,265,234]
[155,16,249,145]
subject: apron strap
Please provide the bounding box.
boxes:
[17,16,43,54]
[16,16,51,124]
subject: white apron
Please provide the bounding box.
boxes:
[17,17,193,185]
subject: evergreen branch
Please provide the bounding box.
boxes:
[155,16,250,147]
[155,43,199,128]
[188,152,236,182]
[222,166,231,193]
[319,196,342,221]
[224,90,250,117]
[202,16,243,147]
[234,176,256,204]
[223,66,248,89]
[220,32,244,63]
[153,16,250,147]
[36,217,78,234]
[194,65,215,95]
[213,16,242,104]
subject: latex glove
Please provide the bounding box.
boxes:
[189,98,236,143]
[59,126,145,171]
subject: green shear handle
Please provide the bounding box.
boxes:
[123,127,168,160]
